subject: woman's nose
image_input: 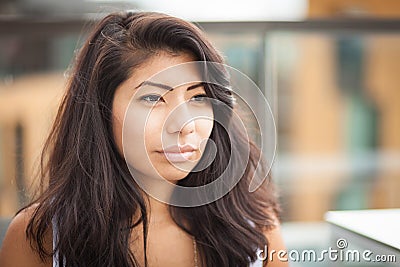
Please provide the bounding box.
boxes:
[165,102,196,135]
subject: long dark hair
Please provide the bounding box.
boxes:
[23,11,280,266]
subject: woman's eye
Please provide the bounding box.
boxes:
[140,94,163,103]
[191,94,208,102]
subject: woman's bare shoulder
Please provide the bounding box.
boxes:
[260,207,288,267]
[0,204,52,267]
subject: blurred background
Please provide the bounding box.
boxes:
[0,0,399,266]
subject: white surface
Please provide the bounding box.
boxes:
[325,209,400,249]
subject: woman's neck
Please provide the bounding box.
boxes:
[147,195,174,225]
[132,171,178,226]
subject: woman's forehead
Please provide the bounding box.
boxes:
[122,57,204,92]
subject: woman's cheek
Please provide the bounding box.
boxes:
[197,115,214,137]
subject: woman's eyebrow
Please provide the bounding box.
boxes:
[134,81,205,91]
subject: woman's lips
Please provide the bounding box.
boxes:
[163,151,195,162]
[159,144,197,163]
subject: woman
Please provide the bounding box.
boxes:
[0,11,287,267]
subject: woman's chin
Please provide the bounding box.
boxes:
[157,169,192,183]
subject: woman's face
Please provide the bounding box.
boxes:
[112,52,214,183]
